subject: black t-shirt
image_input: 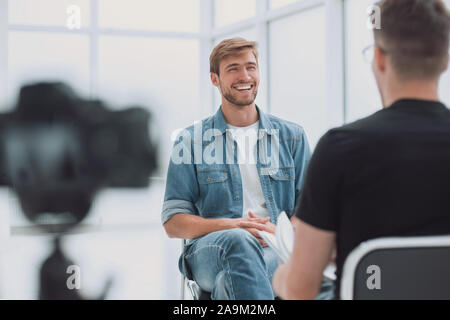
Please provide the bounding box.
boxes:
[295,99,450,299]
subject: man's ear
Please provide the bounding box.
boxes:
[374,46,387,73]
[210,72,220,87]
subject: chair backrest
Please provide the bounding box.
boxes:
[340,235,450,300]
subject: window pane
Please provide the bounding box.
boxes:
[215,0,256,28]
[98,36,200,176]
[8,32,90,101]
[269,7,327,149]
[99,0,200,32]
[8,0,90,27]
[270,0,299,9]
[344,0,381,123]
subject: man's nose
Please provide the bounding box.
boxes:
[237,68,252,81]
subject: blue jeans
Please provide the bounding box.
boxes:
[183,228,277,300]
[182,228,336,300]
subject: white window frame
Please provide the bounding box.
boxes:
[0,0,346,124]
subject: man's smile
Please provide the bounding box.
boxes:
[232,84,254,91]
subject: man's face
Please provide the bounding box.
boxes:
[212,50,260,107]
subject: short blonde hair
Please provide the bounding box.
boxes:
[209,38,259,75]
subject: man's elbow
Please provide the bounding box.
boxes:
[163,218,178,238]
[285,281,319,300]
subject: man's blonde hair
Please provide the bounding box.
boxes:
[209,38,259,75]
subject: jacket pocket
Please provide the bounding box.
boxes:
[268,167,295,214]
[268,167,295,181]
[197,169,230,215]
[198,170,228,184]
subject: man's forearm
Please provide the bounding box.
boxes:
[163,213,237,239]
[273,262,319,300]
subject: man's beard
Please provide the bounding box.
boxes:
[221,86,258,107]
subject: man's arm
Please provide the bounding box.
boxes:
[272,216,336,300]
[164,214,235,239]
[164,213,271,240]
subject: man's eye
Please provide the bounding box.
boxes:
[229,68,238,71]
[248,66,256,70]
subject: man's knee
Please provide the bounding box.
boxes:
[216,228,262,253]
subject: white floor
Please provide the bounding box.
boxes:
[0,180,185,300]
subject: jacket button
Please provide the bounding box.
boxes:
[285,173,289,178]
[206,177,211,182]
[235,197,240,201]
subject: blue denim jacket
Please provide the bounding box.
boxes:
[162,106,311,226]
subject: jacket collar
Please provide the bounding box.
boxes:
[212,105,274,138]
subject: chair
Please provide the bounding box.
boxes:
[340,235,450,300]
[180,239,211,300]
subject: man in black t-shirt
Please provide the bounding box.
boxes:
[273,0,450,299]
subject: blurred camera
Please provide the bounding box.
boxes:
[0,82,157,228]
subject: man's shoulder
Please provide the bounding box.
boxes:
[265,113,306,140]
[327,110,386,137]
[317,111,386,153]
[177,114,215,137]
[339,110,386,131]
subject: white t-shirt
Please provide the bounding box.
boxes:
[227,121,270,219]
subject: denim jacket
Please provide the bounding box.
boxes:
[162,106,311,226]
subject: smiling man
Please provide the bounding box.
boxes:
[161,38,315,299]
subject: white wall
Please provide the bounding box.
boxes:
[269,5,328,148]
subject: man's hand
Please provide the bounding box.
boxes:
[235,212,277,247]
[238,211,276,234]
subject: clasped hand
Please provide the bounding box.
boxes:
[235,212,276,247]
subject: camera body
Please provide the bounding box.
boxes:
[0,82,157,226]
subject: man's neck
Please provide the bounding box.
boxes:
[221,100,259,127]
[383,79,440,108]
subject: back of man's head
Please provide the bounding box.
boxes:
[374,0,450,81]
